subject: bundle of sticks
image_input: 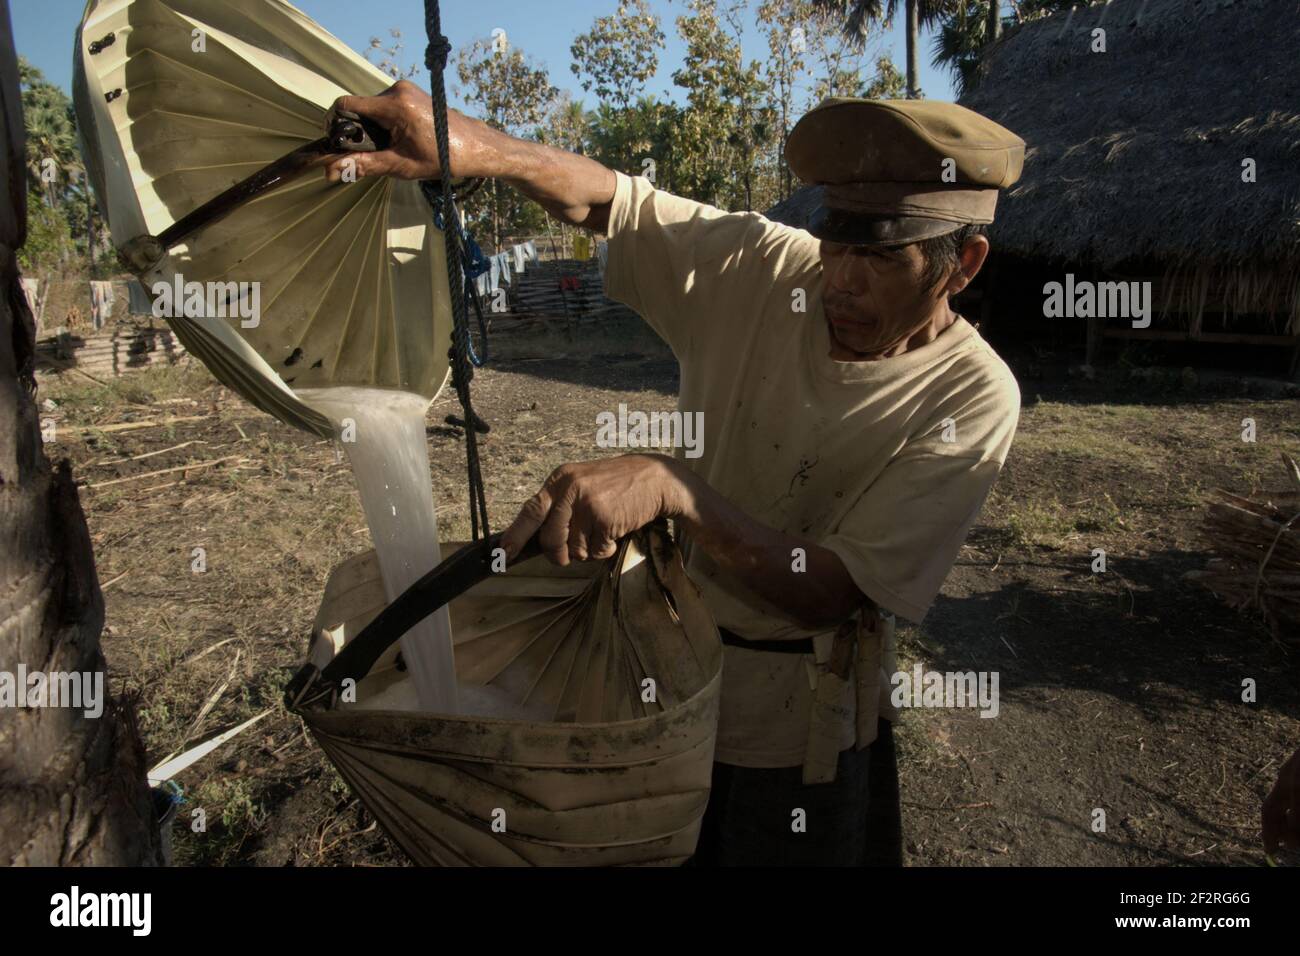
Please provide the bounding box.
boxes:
[1186,455,1300,643]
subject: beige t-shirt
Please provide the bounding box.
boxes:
[603,174,1020,768]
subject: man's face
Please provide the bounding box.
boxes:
[819,239,946,357]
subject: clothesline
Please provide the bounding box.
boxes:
[45,236,611,329]
[472,238,610,298]
[473,240,539,297]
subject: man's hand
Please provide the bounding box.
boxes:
[500,455,686,565]
[499,453,867,630]
[323,81,492,183]
[1263,746,1300,860]
[321,81,617,230]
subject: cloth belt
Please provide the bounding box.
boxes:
[716,613,893,786]
[718,627,813,655]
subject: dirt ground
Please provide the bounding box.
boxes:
[35,314,1300,867]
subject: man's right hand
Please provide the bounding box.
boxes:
[323,81,490,183]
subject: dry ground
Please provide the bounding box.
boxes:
[35,316,1300,866]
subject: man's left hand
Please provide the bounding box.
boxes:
[500,455,690,565]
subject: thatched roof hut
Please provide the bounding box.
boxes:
[768,0,1300,346]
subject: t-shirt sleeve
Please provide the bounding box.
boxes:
[602,172,817,356]
[821,364,1020,623]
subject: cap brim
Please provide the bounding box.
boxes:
[807,207,966,247]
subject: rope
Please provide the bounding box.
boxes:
[433,205,490,367]
[423,0,490,542]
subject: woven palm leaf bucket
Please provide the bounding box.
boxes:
[291,525,722,866]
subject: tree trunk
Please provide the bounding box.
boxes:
[779,91,791,201]
[0,0,162,867]
[987,0,1002,44]
[491,178,501,253]
[906,0,920,98]
[86,183,95,274]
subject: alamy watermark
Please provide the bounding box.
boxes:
[1043,273,1151,329]
[890,665,999,718]
[50,886,150,936]
[0,666,104,718]
[151,272,261,329]
[595,403,704,459]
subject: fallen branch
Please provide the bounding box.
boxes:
[90,439,207,467]
[100,570,130,591]
[82,455,241,490]
[184,649,243,743]
[179,637,240,668]
[55,415,209,440]
[147,709,272,787]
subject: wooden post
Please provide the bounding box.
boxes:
[0,1,162,866]
[1085,314,1104,367]
[1084,265,1105,366]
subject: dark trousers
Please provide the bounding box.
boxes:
[690,719,902,867]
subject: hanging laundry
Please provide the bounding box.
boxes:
[596,240,609,276]
[524,240,538,263]
[488,255,502,293]
[89,280,115,330]
[127,279,154,315]
[512,244,525,272]
[496,252,513,286]
[573,234,590,261]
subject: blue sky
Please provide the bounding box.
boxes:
[17,0,957,108]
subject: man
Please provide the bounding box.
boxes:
[325,86,1024,866]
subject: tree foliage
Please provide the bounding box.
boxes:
[588,97,678,185]
[570,0,666,110]
[861,54,906,98]
[18,57,103,276]
[446,0,918,236]
[455,38,558,135]
[671,1,775,210]
[455,37,558,247]
[931,0,1078,95]
[364,28,421,81]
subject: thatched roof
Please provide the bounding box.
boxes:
[769,0,1300,274]
[960,0,1300,271]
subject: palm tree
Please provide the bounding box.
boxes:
[19,58,79,202]
[811,0,955,98]
[931,1,990,96]
[933,0,1075,96]
[24,102,77,200]
[987,0,1001,42]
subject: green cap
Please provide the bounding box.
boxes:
[786,98,1026,246]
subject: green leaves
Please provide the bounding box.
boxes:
[455,38,558,135]
[19,56,102,274]
[570,0,666,110]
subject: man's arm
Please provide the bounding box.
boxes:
[323,81,616,231]
[498,454,868,630]
[672,461,871,629]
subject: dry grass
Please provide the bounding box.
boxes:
[34,331,1300,866]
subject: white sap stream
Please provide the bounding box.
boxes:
[296,387,457,714]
